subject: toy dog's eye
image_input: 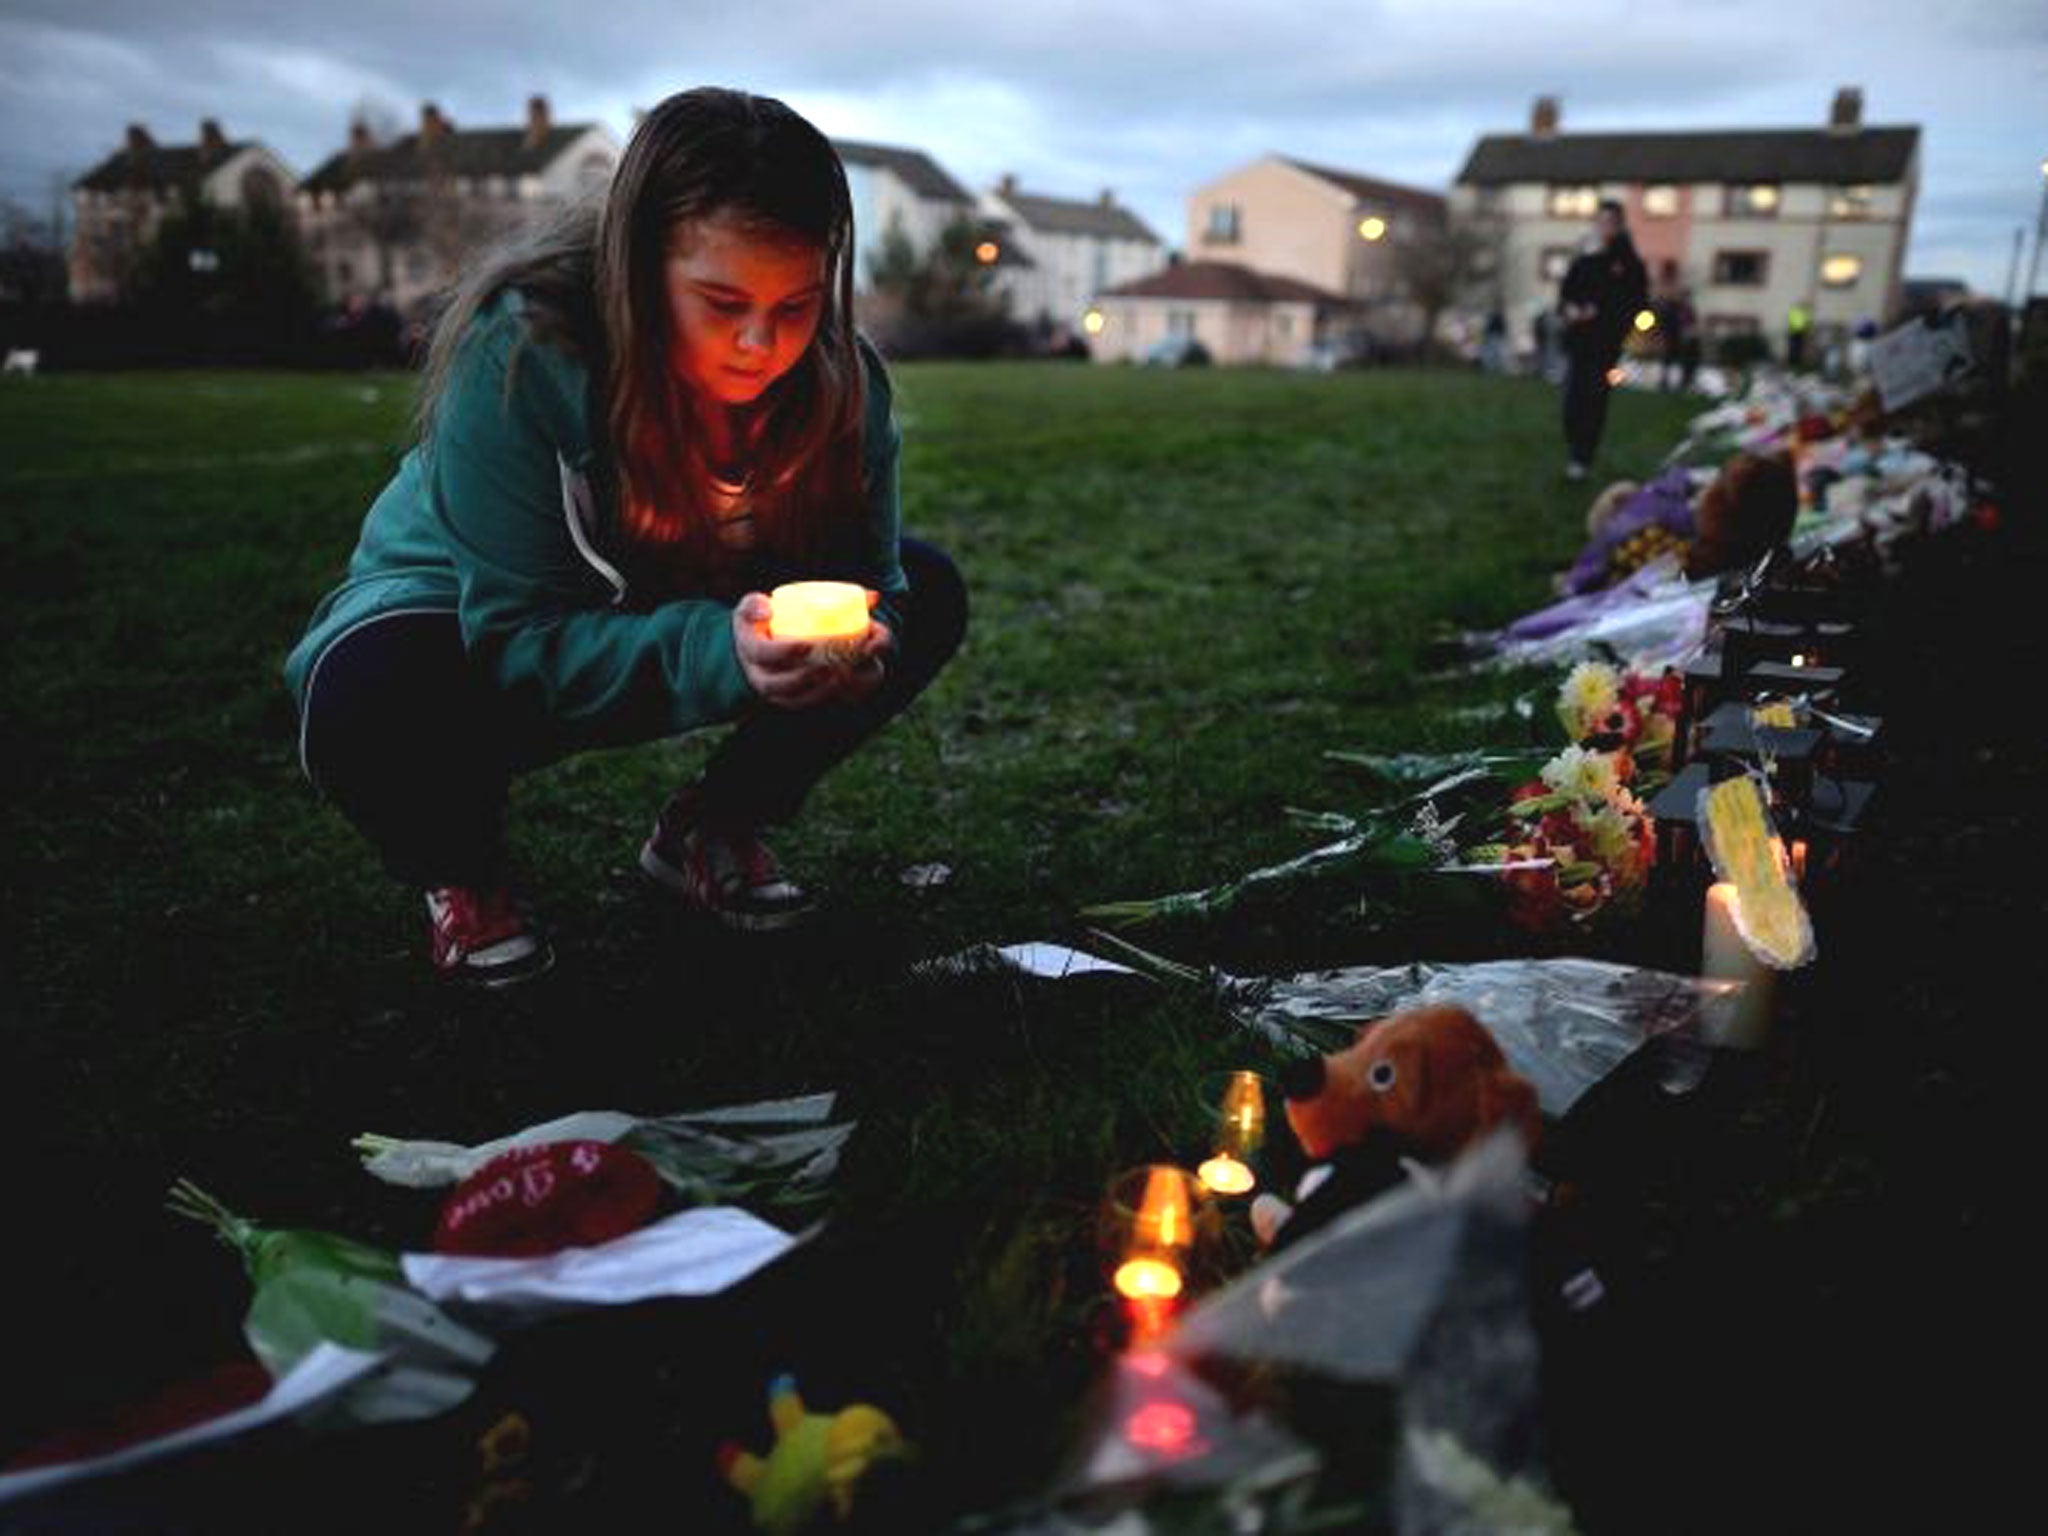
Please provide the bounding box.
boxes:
[1368,1061,1397,1092]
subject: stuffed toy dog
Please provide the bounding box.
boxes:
[1252,1004,1541,1251]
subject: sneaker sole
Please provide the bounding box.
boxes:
[638,840,816,933]
[443,942,555,988]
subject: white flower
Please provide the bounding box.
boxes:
[1557,662,1620,738]
[1541,745,1620,804]
[1577,801,1646,886]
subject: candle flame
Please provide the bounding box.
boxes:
[1197,1155,1255,1195]
[1114,1257,1184,1301]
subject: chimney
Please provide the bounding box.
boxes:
[125,123,155,159]
[525,94,551,149]
[1829,86,1862,133]
[1530,95,1561,137]
[199,118,227,158]
[348,117,375,159]
[420,102,450,148]
[1099,188,1115,208]
[998,172,1017,198]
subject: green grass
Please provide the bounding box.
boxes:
[0,363,1699,1520]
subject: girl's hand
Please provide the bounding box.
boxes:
[732,593,892,708]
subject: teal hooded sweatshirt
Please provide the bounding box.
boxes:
[284,290,906,766]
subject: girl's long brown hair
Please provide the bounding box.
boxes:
[416,87,865,585]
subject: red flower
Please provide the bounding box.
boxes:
[1502,857,1564,933]
[436,1140,662,1257]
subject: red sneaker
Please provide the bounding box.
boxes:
[424,886,553,985]
[638,790,815,932]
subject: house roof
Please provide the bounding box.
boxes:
[75,139,254,193]
[301,124,600,193]
[994,188,1161,244]
[1282,158,1446,217]
[1102,260,1347,306]
[832,140,974,204]
[1455,126,1920,187]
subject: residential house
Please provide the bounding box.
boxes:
[296,97,619,312]
[834,139,977,293]
[1089,260,1348,366]
[69,120,298,302]
[1185,155,1448,348]
[978,175,1166,334]
[1451,88,1919,363]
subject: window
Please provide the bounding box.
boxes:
[1168,309,1196,336]
[1725,183,1780,218]
[1203,203,1240,244]
[1712,250,1769,286]
[1274,312,1294,339]
[1539,246,1574,282]
[1641,184,1680,218]
[1828,184,1874,219]
[1549,185,1600,219]
[1820,253,1863,288]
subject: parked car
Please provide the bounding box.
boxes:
[1298,335,1377,372]
[1142,334,1212,367]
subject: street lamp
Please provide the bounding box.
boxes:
[2027,156,2048,305]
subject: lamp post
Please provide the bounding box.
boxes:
[2027,157,2048,305]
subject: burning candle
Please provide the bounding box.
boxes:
[767,581,869,651]
[1196,1071,1267,1196]
[1702,882,1775,1049]
[1110,1165,1197,1303]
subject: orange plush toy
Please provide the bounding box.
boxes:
[1252,1004,1542,1250]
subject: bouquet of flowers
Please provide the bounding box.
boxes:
[1555,659,1684,765]
[1469,743,1657,934]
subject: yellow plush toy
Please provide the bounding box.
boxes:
[715,1375,910,1535]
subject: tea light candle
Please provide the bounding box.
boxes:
[767,581,869,644]
[1702,881,1774,1049]
[1196,1071,1267,1196]
[1113,1166,1196,1302]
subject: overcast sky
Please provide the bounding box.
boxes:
[2,0,2042,297]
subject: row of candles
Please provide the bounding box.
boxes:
[1109,1070,1270,1340]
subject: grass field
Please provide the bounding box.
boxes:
[0,359,1899,1528]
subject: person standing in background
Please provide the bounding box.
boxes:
[1786,301,1813,369]
[1556,200,1647,481]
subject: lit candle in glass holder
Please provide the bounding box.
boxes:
[1109,1165,1197,1305]
[767,581,869,660]
[1196,1070,1267,1196]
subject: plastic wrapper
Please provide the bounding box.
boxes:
[913,942,1729,1112]
[1220,957,1728,1112]
[355,1093,851,1222]
[1165,1132,1569,1536]
[1480,558,1715,674]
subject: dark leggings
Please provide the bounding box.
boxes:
[1562,345,1614,467]
[298,539,968,888]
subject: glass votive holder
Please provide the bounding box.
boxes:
[1192,1069,1272,1198]
[1101,1164,1203,1306]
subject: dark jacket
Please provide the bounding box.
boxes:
[1560,236,1648,367]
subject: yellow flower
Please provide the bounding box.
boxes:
[1557,662,1621,740]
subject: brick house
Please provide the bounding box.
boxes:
[69,120,299,302]
[295,97,619,312]
[1451,88,1920,362]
